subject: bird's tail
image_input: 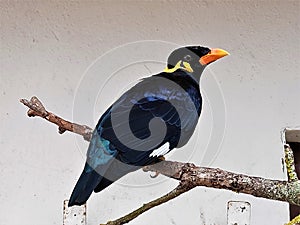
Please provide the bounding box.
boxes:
[68,163,103,207]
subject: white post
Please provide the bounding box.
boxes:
[227,201,251,225]
[63,200,87,225]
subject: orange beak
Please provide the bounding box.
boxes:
[199,48,229,65]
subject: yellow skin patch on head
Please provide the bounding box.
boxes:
[164,61,194,73]
[182,61,193,73]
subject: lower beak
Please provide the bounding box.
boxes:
[199,48,229,65]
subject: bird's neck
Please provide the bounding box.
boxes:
[191,67,205,83]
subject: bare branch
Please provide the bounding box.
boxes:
[144,161,300,206]
[285,214,300,225]
[284,144,298,182]
[101,184,194,225]
[20,96,93,141]
[20,96,300,225]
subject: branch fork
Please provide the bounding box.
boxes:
[20,96,300,225]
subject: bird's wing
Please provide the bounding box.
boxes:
[95,75,201,165]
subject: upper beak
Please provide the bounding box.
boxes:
[199,48,229,65]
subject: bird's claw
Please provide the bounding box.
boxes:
[150,171,160,178]
[157,156,165,162]
[149,156,166,178]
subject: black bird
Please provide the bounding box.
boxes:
[68,46,229,206]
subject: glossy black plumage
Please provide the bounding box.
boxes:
[68,46,228,206]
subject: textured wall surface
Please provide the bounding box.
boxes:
[1,1,299,225]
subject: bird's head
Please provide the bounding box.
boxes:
[165,46,229,80]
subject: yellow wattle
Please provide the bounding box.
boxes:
[182,61,193,73]
[163,61,182,73]
[163,60,193,73]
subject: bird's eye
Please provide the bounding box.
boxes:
[184,55,192,61]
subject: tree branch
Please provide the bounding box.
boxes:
[284,144,298,182]
[101,184,194,225]
[20,96,93,141]
[143,161,300,206]
[285,214,300,225]
[20,96,300,225]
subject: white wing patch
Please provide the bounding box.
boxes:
[150,142,170,157]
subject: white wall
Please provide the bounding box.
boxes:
[1,1,299,225]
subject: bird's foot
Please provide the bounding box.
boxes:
[156,156,165,163]
[150,172,160,178]
[150,156,166,178]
